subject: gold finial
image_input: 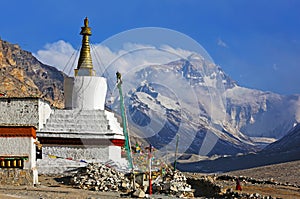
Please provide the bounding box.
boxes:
[80,17,92,36]
[84,17,89,27]
[75,17,95,76]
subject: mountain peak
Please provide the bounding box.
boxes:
[187,53,204,61]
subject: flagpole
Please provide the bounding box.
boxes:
[174,134,179,171]
[148,144,152,195]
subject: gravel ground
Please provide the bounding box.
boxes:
[0,160,299,199]
[225,160,300,186]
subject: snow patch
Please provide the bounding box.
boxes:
[250,137,277,144]
[156,93,180,111]
[203,75,217,88]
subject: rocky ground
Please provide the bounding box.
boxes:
[0,160,299,199]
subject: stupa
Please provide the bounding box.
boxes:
[37,18,125,173]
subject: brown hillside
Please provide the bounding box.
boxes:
[0,39,65,108]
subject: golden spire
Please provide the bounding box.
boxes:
[75,17,95,76]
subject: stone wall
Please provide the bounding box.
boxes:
[0,98,39,128]
[187,176,221,198]
[0,98,51,130]
[0,169,32,185]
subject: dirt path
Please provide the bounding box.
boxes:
[220,182,300,199]
[0,185,121,199]
[243,185,300,199]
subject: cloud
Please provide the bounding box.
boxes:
[272,63,279,71]
[34,40,77,73]
[217,38,228,48]
[160,45,198,59]
[34,40,197,76]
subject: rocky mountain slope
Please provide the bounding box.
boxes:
[264,123,300,154]
[0,39,65,107]
[225,86,299,139]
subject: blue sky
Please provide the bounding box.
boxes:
[1,0,300,95]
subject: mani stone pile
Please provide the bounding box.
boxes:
[71,163,194,198]
[71,163,131,192]
[153,168,194,198]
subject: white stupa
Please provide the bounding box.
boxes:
[37,18,125,174]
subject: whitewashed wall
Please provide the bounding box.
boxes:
[105,110,123,136]
[108,145,122,162]
[38,100,52,130]
[64,76,107,110]
[0,137,36,169]
[41,146,109,161]
[37,145,123,174]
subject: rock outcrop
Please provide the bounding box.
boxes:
[0,39,65,108]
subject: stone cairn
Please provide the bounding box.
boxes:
[217,174,300,188]
[71,163,131,192]
[153,168,194,198]
[71,163,195,198]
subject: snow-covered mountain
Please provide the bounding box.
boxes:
[225,87,299,139]
[107,53,300,156]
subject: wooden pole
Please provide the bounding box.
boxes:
[148,144,152,195]
[116,72,135,189]
[174,134,179,171]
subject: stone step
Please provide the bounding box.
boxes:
[48,115,108,121]
[41,129,109,133]
[43,122,109,129]
[44,122,109,128]
[42,109,113,132]
[52,109,107,116]
[46,118,108,124]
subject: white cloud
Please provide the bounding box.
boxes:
[217,38,228,48]
[34,40,76,73]
[272,63,279,71]
[160,45,197,59]
[34,40,197,77]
